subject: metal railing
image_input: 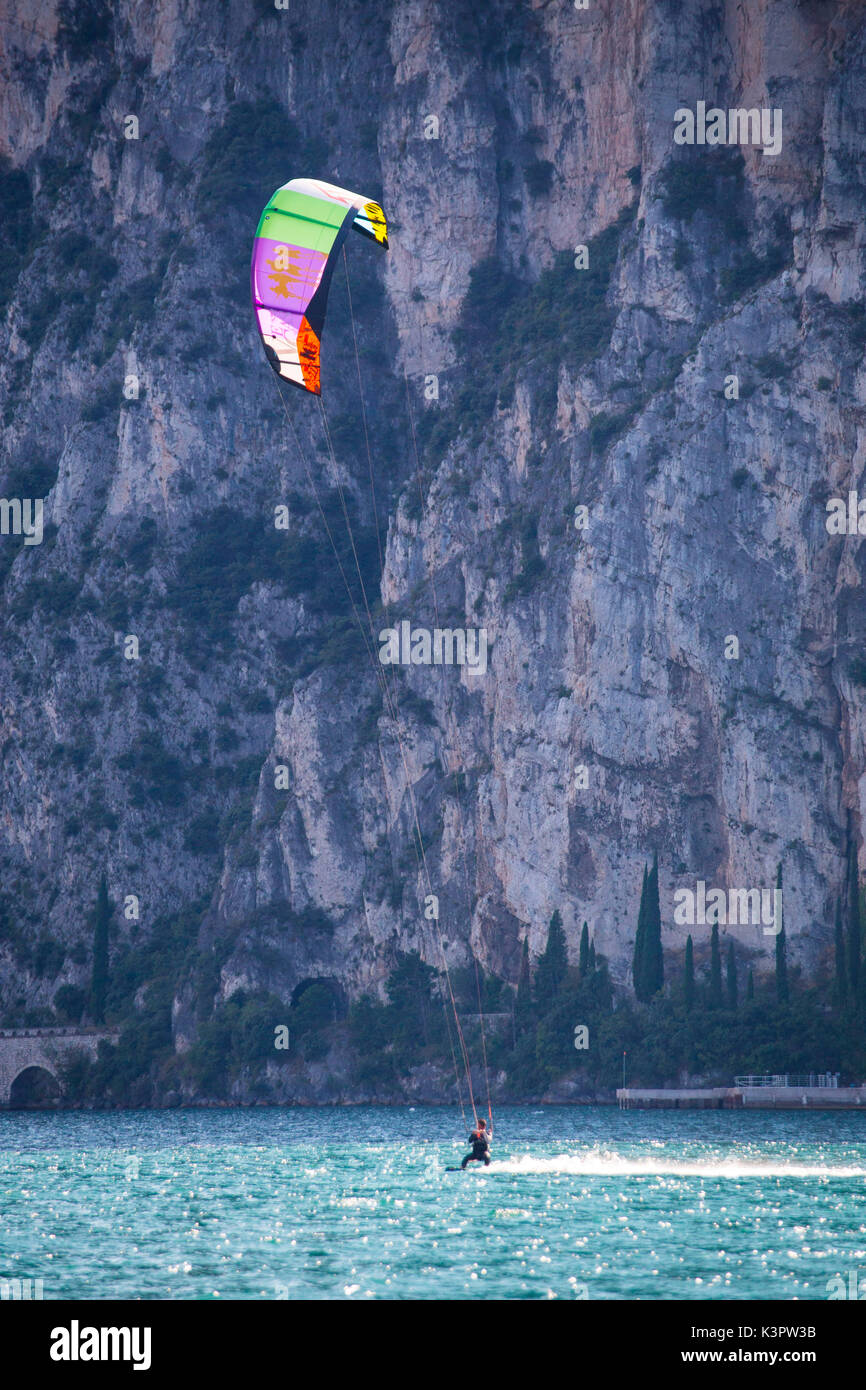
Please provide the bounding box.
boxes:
[735,1073,840,1089]
[0,1027,121,1039]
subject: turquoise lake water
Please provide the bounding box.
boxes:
[1,1105,865,1300]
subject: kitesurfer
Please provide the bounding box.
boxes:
[461,1117,492,1169]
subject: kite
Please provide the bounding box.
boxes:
[251,177,388,395]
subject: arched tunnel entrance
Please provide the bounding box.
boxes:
[9,1065,61,1108]
[290,977,347,1025]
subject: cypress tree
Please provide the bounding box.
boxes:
[709,923,723,1007]
[588,940,596,972]
[634,856,664,1001]
[775,863,788,1003]
[847,834,861,996]
[535,910,568,1009]
[684,934,695,1012]
[515,936,532,1034]
[633,864,648,999]
[726,940,738,1010]
[746,968,754,1001]
[578,922,590,977]
[644,852,664,997]
[834,899,847,1003]
[90,874,112,1024]
[775,927,789,1002]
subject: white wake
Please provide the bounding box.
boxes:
[486,1152,866,1179]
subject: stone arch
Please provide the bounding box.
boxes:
[290,976,347,1021]
[0,1029,118,1105]
[9,1064,61,1108]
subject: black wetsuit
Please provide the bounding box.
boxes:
[461,1127,491,1169]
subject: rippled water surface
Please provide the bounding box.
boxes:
[2,1105,865,1299]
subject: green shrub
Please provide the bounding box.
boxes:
[658,148,744,229]
[33,936,66,979]
[291,982,337,1034]
[720,242,789,303]
[58,1,114,60]
[400,689,437,726]
[11,573,81,623]
[503,516,545,600]
[59,231,118,284]
[125,516,158,573]
[672,238,692,269]
[184,810,221,855]
[754,352,788,380]
[81,387,118,423]
[0,160,33,311]
[196,100,328,230]
[186,989,294,1095]
[589,410,632,451]
[422,206,635,462]
[168,499,378,648]
[116,732,187,807]
[21,292,56,348]
[524,159,554,197]
[3,455,58,498]
[96,270,167,363]
[54,984,87,1023]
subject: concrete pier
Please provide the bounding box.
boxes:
[618,1088,741,1109]
[617,1086,866,1110]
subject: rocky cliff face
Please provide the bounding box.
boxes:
[1,0,865,1044]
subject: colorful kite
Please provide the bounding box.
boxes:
[251,177,388,395]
